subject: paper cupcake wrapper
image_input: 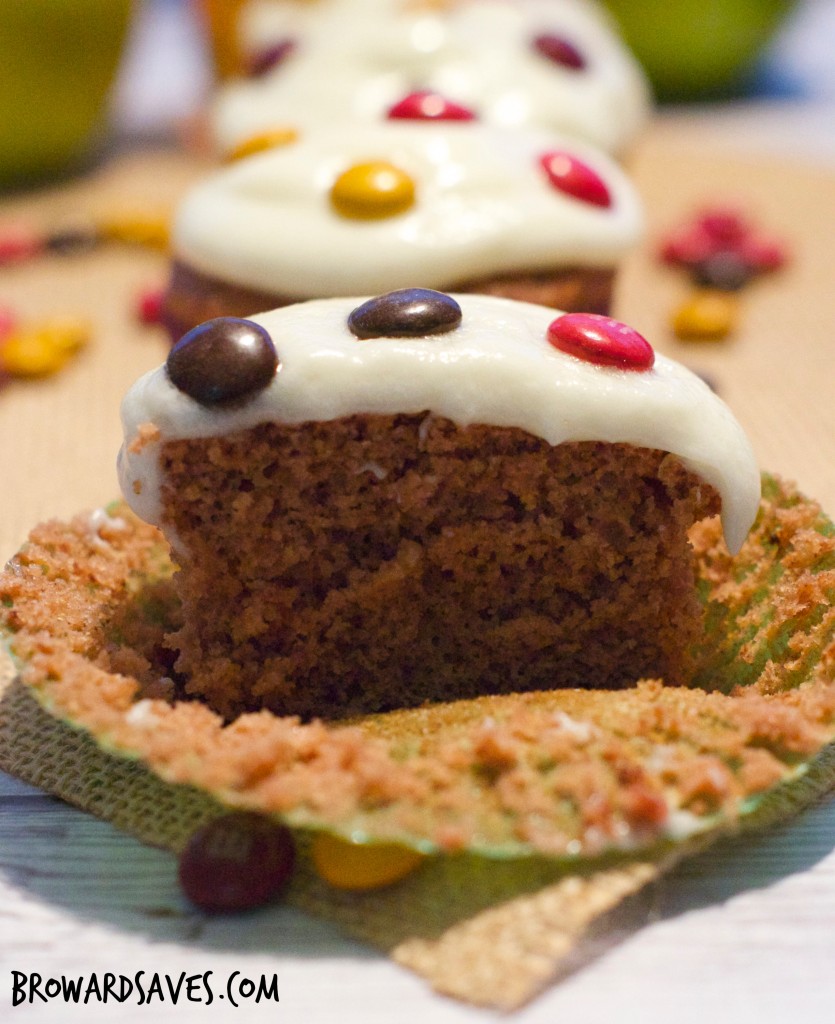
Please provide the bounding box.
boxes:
[1,472,834,1007]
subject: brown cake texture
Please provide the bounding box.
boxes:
[157,414,719,721]
[162,262,616,342]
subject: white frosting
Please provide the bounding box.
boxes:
[173,121,643,296]
[214,0,651,155]
[119,294,760,553]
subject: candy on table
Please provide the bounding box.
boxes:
[178,812,296,913]
[43,225,101,257]
[660,205,788,341]
[135,285,166,326]
[96,206,171,250]
[0,205,173,270]
[310,832,426,891]
[660,205,788,280]
[671,290,738,341]
[0,223,43,265]
[0,305,17,340]
[0,313,91,379]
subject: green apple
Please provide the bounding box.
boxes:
[600,0,796,102]
[0,0,133,187]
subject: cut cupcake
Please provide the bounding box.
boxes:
[119,292,760,721]
[161,121,643,339]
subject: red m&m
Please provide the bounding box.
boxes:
[539,152,611,208]
[547,313,654,371]
[387,90,476,121]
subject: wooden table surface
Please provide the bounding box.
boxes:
[1,114,834,1022]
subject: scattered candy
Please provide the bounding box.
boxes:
[247,39,296,78]
[1,331,72,378]
[44,226,100,257]
[136,286,166,326]
[737,235,787,273]
[0,205,178,271]
[310,833,425,891]
[96,207,171,250]
[0,307,18,341]
[34,316,92,356]
[178,812,296,913]
[532,34,586,70]
[0,313,91,379]
[547,312,654,370]
[226,126,299,163]
[671,290,738,341]
[660,205,788,281]
[692,250,754,292]
[659,225,717,268]
[348,288,462,339]
[659,204,788,342]
[695,207,749,245]
[387,90,476,121]
[539,152,611,208]
[330,161,416,219]
[167,316,279,406]
[0,224,42,265]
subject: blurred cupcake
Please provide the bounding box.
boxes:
[210,0,651,157]
[162,117,642,339]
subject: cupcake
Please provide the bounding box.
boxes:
[119,292,760,720]
[161,119,643,339]
[211,0,651,156]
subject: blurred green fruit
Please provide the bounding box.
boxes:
[0,0,133,187]
[601,0,796,101]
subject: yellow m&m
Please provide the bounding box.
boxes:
[330,161,416,220]
[310,833,425,890]
[226,126,299,163]
[0,316,91,378]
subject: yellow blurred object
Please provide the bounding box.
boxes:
[311,833,426,890]
[195,0,251,79]
[330,162,417,220]
[97,208,171,250]
[1,332,72,378]
[226,126,300,162]
[672,290,739,340]
[35,317,92,356]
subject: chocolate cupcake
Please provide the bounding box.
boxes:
[162,120,643,339]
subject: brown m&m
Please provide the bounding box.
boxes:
[532,34,586,71]
[166,317,278,406]
[178,812,296,913]
[348,288,462,339]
